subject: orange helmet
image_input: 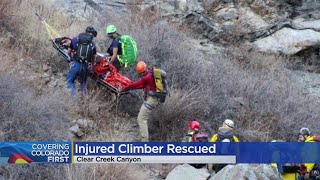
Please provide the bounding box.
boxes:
[136,61,147,74]
[189,119,200,131]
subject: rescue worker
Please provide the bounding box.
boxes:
[271,140,299,180]
[210,119,239,142]
[182,119,200,142]
[105,24,122,71]
[181,119,209,169]
[298,128,320,180]
[66,26,97,96]
[122,61,159,141]
[210,119,239,173]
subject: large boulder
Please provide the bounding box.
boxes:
[209,164,257,180]
[292,18,320,30]
[252,164,280,180]
[209,164,281,180]
[166,164,210,180]
[253,27,320,55]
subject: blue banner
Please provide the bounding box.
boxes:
[0,142,319,164]
[0,142,71,163]
[236,142,320,163]
[74,142,320,163]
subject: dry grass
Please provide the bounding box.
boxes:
[0,74,72,141]
[150,87,206,141]
[0,164,68,180]
[67,164,148,180]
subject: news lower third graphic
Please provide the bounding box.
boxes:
[0,142,319,164]
[0,142,71,163]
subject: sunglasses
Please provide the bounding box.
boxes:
[107,33,114,37]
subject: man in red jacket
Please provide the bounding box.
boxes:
[123,61,159,142]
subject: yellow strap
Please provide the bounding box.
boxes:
[117,55,127,67]
[153,68,164,92]
[45,23,60,39]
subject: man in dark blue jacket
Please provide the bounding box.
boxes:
[66,26,97,96]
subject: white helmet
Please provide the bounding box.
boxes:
[299,127,310,135]
[222,139,231,142]
[223,119,235,129]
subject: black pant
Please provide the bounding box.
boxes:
[113,58,122,71]
[189,164,207,169]
[213,164,227,173]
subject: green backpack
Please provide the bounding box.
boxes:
[118,35,138,67]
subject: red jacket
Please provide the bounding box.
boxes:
[123,70,156,92]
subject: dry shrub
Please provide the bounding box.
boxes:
[288,47,320,73]
[0,73,72,141]
[0,0,14,20]
[200,50,320,142]
[0,73,72,179]
[0,164,68,180]
[150,87,206,141]
[1,163,148,180]
[68,164,148,180]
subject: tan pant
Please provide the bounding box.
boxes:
[137,96,159,142]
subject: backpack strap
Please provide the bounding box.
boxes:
[314,134,320,142]
[153,68,164,93]
[112,36,126,67]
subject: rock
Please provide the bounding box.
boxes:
[186,0,204,13]
[176,0,187,12]
[69,124,85,137]
[77,119,95,129]
[42,73,50,78]
[69,119,95,138]
[185,5,272,42]
[185,12,221,40]
[215,7,238,22]
[252,164,280,180]
[238,7,270,31]
[209,164,281,180]
[209,165,234,180]
[253,27,320,55]
[209,164,257,180]
[166,164,210,180]
[296,1,320,17]
[292,18,320,30]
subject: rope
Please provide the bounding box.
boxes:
[35,12,60,39]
